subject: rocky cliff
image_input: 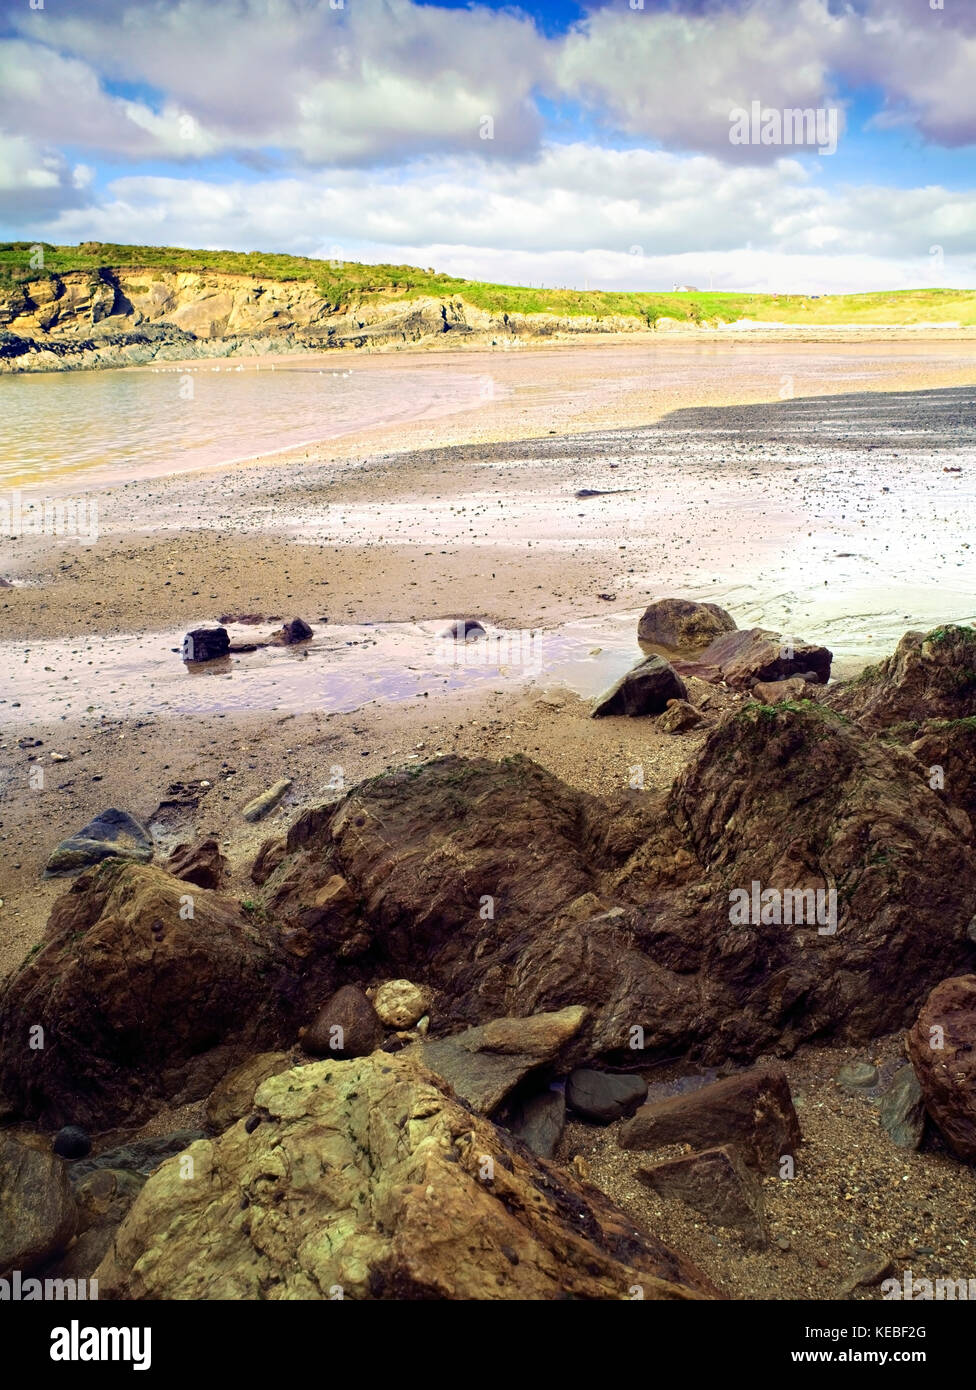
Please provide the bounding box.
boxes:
[0,266,653,372]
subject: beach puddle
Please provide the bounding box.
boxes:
[0,616,647,725]
[5,597,973,726]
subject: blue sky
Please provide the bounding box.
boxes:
[1,0,974,292]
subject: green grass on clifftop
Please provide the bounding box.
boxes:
[2,241,975,326]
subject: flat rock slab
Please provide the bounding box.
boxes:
[639,1144,768,1248]
[673,627,831,689]
[593,655,687,717]
[44,808,153,876]
[566,1069,647,1123]
[619,1067,801,1173]
[407,1006,587,1115]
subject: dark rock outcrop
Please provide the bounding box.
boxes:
[165,837,228,890]
[300,984,384,1058]
[827,626,976,731]
[673,627,832,688]
[0,1133,77,1275]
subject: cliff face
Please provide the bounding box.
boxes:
[0,267,651,372]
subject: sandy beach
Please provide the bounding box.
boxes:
[2,335,975,1302]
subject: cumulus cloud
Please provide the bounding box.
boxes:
[30,143,976,290]
[10,0,547,164]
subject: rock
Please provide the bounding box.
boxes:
[165,837,228,889]
[439,619,486,641]
[879,1065,926,1150]
[907,719,976,825]
[836,1062,879,1093]
[54,1167,146,1279]
[566,1069,647,1123]
[301,985,384,1058]
[751,676,814,703]
[95,1053,717,1301]
[507,1088,566,1159]
[619,1068,801,1173]
[637,598,736,653]
[272,618,313,644]
[638,1145,768,1247]
[204,1053,292,1132]
[71,1131,206,1181]
[44,808,153,876]
[0,1133,76,1275]
[658,698,702,733]
[907,974,976,1160]
[182,626,229,662]
[407,1007,588,1115]
[52,1126,91,1160]
[827,625,976,731]
[0,861,279,1128]
[250,835,288,885]
[372,979,428,1029]
[592,655,688,717]
[665,702,976,1056]
[242,778,292,822]
[259,719,976,1066]
[674,627,832,688]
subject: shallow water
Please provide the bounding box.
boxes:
[0,360,493,488]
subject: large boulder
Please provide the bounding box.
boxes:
[907,975,976,1160]
[593,655,688,717]
[827,626,976,732]
[0,860,280,1128]
[0,1133,77,1275]
[673,627,832,688]
[637,598,736,653]
[95,1053,717,1301]
[257,707,976,1067]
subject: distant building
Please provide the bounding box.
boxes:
[672,284,700,292]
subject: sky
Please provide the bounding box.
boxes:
[1,0,975,293]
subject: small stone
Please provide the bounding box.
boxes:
[242,778,292,822]
[53,1126,92,1160]
[373,979,428,1029]
[836,1061,879,1093]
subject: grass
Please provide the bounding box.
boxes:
[3,241,976,327]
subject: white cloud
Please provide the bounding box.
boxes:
[29,143,976,291]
